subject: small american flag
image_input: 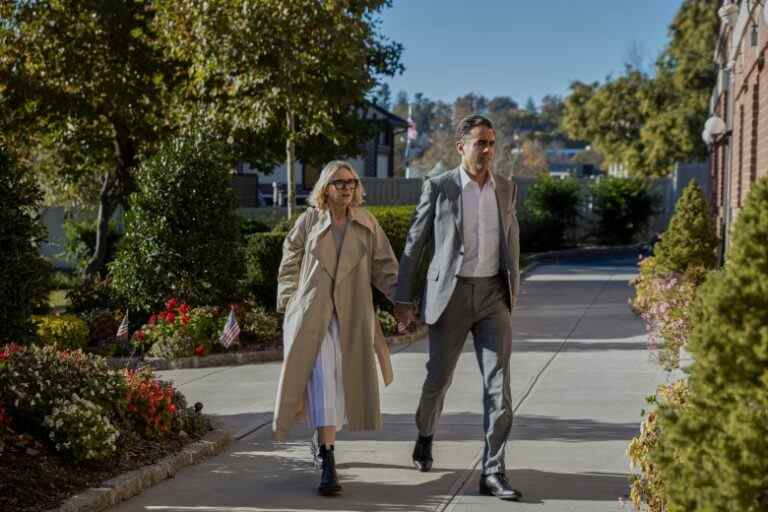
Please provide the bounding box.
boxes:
[219,309,240,348]
[116,311,129,339]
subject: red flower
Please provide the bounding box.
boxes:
[165,311,176,324]
[148,314,157,326]
[168,403,176,414]
[194,345,206,357]
[165,297,178,312]
[180,314,190,326]
[133,330,146,341]
[178,304,190,315]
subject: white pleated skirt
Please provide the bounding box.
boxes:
[305,314,347,430]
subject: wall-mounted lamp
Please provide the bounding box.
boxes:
[703,115,728,147]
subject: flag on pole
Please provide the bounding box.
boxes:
[116,311,129,339]
[219,309,240,348]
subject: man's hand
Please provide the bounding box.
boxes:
[394,303,416,333]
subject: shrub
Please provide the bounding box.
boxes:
[653,180,718,273]
[110,132,245,313]
[238,301,280,347]
[136,299,229,358]
[33,314,90,350]
[628,379,688,512]
[0,345,126,433]
[653,178,768,512]
[124,367,177,437]
[590,176,660,245]
[66,276,121,315]
[0,146,51,343]
[522,175,582,250]
[245,233,285,310]
[43,395,119,462]
[0,401,9,453]
[240,217,272,236]
[62,218,122,273]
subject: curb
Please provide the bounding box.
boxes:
[107,328,429,370]
[49,426,232,512]
[522,243,646,266]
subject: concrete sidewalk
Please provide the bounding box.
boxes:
[110,256,668,512]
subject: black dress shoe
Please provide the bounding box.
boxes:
[412,434,433,472]
[317,445,342,496]
[479,473,522,501]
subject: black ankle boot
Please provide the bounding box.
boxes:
[412,434,433,472]
[318,445,342,496]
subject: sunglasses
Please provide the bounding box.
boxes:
[329,179,359,190]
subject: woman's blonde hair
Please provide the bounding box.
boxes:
[308,160,366,209]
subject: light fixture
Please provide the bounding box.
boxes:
[703,115,727,147]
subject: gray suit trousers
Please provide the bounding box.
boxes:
[416,275,513,476]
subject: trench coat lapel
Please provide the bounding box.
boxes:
[335,224,368,285]
[308,210,337,279]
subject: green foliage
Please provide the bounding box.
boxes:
[590,177,659,245]
[562,0,718,177]
[628,379,688,512]
[238,302,280,348]
[0,345,126,436]
[62,219,123,273]
[245,233,286,310]
[0,146,52,343]
[109,132,245,313]
[376,308,397,337]
[653,180,718,273]
[523,175,582,250]
[66,277,121,315]
[240,217,272,237]
[653,178,768,512]
[33,315,89,351]
[44,396,120,462]
[154,0,403,169]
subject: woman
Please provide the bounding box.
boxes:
[274,160,399,496]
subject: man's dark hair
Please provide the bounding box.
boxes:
[455,114,494,141]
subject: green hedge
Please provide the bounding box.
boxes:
[590,177,660,245]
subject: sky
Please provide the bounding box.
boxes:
[378,0,685,107]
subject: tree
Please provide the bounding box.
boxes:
[561,0,718,177]
[654,178,768,512]
[110,130,244,312]
[653,180,718,273]
[0,146,51,343]
[371,83,392,111]
[154,0,403,217]
[513,140,549,177]
[0,1,186,276]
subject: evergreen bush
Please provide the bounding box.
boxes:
[590,176,660,245]
[522,175,582,250]
[110,132,245,312]
[653,178,768,512]
[653,180,718,273]
[0,147,51,343]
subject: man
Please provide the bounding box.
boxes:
[394,114,521,501]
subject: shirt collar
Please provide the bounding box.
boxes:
[459,166,496,191]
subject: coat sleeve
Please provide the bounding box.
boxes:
[370,216,399,304]
[276,210,310,313]
[394,178,438,303]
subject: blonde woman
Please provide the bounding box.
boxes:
[273,161,399,496]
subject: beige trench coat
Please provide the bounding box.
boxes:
[272,206,398,441]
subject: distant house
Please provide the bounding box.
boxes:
[233,102,408,206]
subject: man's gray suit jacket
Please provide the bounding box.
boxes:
[395,167,521,325]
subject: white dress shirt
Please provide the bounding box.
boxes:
[458,167,500,278]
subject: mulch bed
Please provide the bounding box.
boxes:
[0,427,208,512]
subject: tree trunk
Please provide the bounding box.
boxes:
[286,110,296,219]
[85,128,135,277]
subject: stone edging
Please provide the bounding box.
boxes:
[49,426,232,512]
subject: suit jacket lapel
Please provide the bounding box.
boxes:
[450,168,463,243]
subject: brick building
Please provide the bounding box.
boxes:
[706,0,768,253]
